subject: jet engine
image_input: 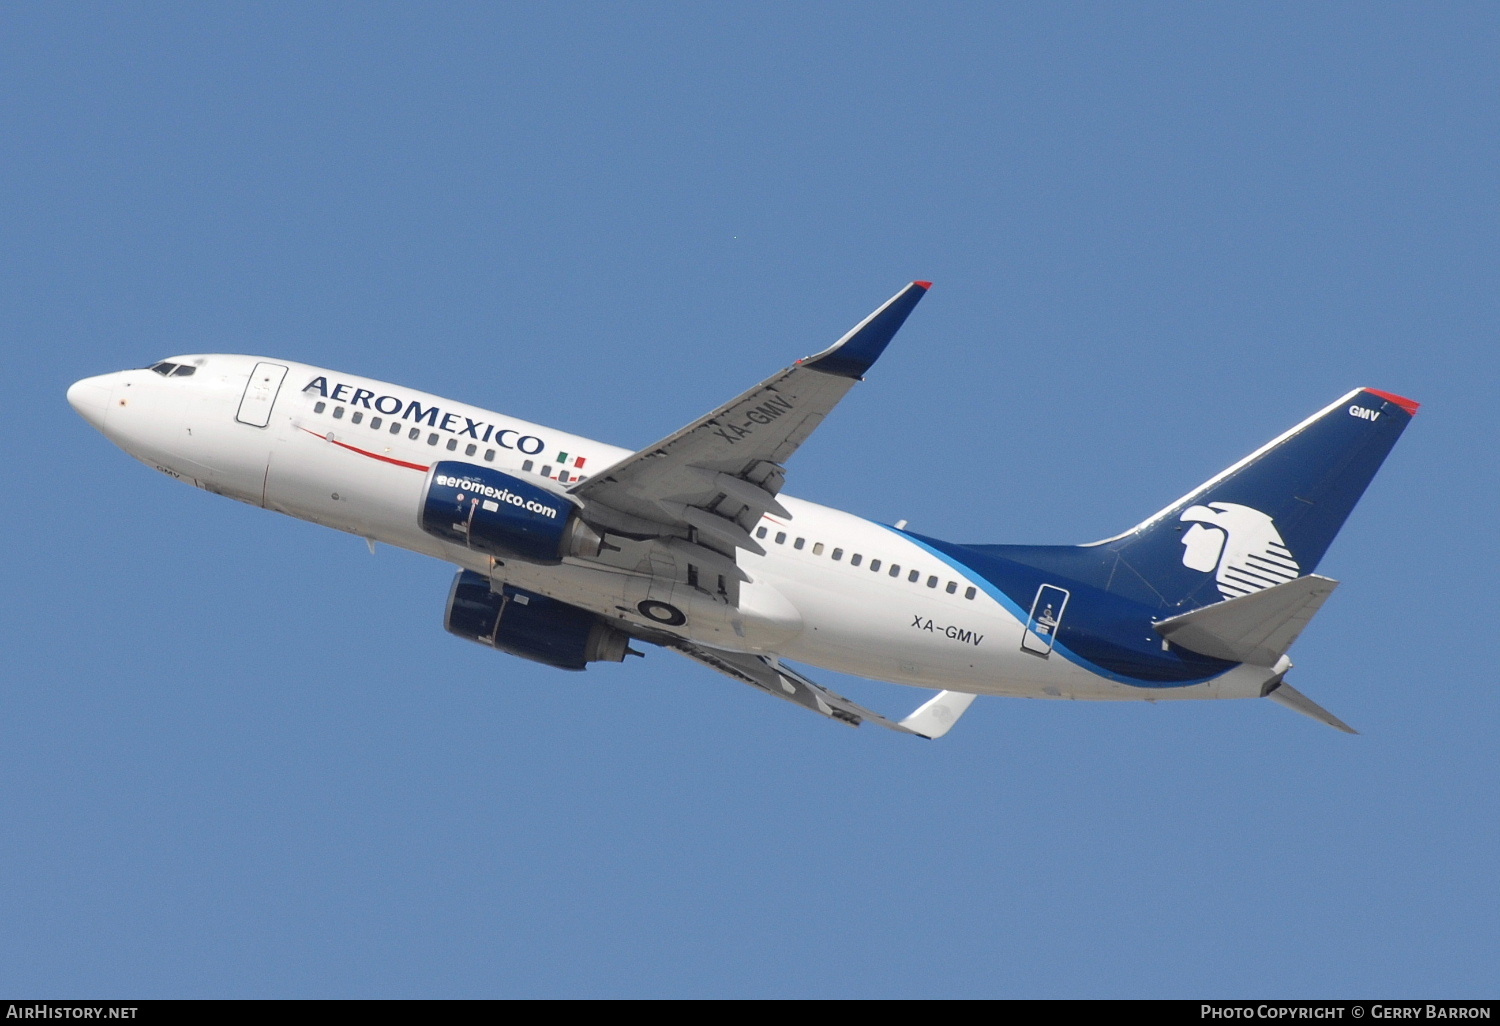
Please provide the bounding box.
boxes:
[444,570,631,671]
[420,462,602,564]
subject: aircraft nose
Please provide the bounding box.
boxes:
[67,374,114,430]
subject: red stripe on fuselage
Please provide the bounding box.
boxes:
[300,427,431,472]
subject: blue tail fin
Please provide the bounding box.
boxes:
[975,388,1418,612]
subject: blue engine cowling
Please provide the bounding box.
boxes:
[444,570,630,671]
[420,462,602,564]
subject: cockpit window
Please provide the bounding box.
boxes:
[148,361,197,377]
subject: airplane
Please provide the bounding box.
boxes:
[66,282,1417,739]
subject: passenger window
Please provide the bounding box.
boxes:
[908,569,920,582]
[523,460,534,472]
[409,428,420,440]
[794,537,805,550]
[775,532,786,545]
[428,433,439,446]
[333,407,344,419]
[850,554,862,566]
[756,527,768,539]
[351,411,363,424]
[812,542,824,555]
[832,548,843,561]
[946,581,957,594]
[314,401,326,414]
[464,443,476,456]
[541,465,552,477]
[870,559,882,572]
[927,575,938,588]
[558,471,570,483]
[484,449,495,461]
[965,586,977,600]
[370,417,382,429]
[446,438,458,451]
[390,422,402,434]
[889,564,900,577]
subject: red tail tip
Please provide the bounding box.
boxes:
[1364,388,1420,415]
[913,280,933,289]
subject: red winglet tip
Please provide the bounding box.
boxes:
[913,281,933,289]
[1364,388,1420,416]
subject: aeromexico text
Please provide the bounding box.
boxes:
[303,377,546,455]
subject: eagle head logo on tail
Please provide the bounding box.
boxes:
[1179,501,1301,599]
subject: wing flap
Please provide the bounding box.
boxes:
[673,642,974,739]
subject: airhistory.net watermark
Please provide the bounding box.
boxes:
[6,1008,137,1020]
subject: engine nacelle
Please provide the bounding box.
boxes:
[420,462,602,564]
[444,570,630,671]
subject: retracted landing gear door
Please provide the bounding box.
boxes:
[236,362,288,428]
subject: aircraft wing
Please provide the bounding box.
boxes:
[570,283,931,562]
[671,640,976,739]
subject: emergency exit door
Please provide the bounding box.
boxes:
[236,362,288,428]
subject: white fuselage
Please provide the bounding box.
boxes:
[68,354,1276,704]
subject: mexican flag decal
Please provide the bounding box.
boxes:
[555,452,587,469]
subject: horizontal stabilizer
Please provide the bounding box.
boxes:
[1154,575,1339,666]
[1267,681,1357,734]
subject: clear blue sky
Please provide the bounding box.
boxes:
[3,2,1496,998]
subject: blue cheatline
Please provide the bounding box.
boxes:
[887,526,1231,689]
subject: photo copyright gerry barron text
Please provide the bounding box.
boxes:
[1202,1007,1491,1020]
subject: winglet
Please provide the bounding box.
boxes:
[899,689,978,739]
[803,281,931,379]
[1265,680,1357,734]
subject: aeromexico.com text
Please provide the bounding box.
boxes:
[438,475,559,519]
[303,377,546,455]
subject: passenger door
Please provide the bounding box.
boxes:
[236,362,288,428]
